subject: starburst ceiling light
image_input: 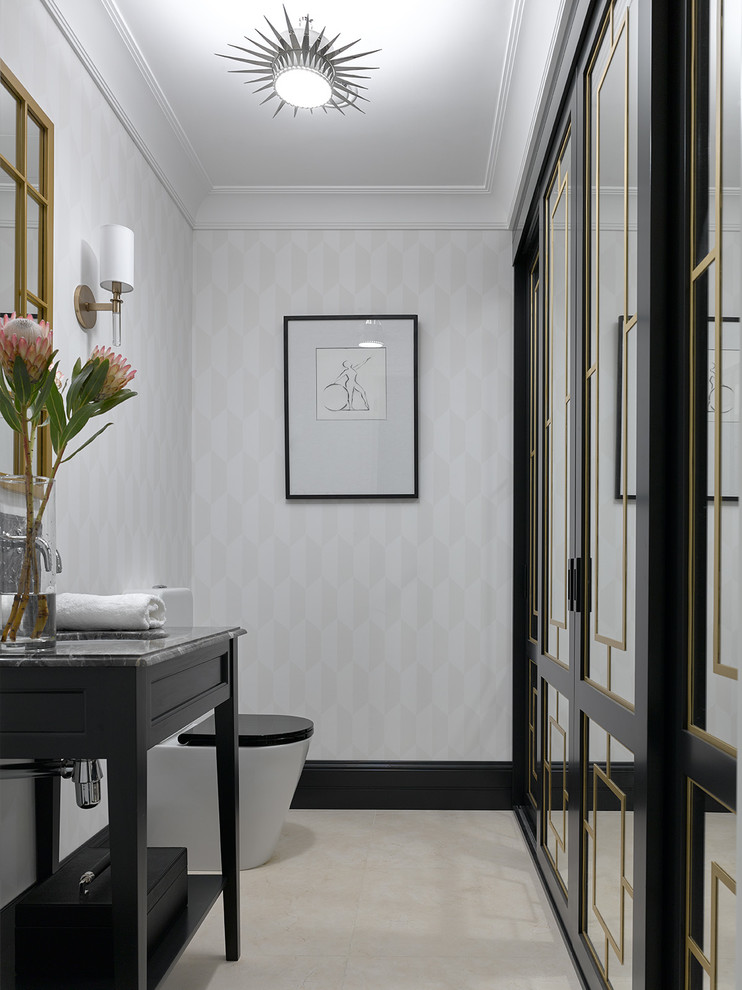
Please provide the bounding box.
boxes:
[217,6,380,117]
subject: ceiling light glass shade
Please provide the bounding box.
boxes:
[274,66,332,109]
[218,6,379,117]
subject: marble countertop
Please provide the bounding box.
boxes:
[0,626,246,667]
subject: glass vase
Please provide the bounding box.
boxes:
[0,475,56,651]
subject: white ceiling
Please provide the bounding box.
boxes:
[45,0,567,227]
[116,0,509,190]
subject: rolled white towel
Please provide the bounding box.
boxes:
[56,593,165,631]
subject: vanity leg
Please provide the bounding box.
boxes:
[0,902,16,989]
[106,675,149,990]
[214,640,240,961]
[34,772,60,880]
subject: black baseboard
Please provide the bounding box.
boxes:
[291,761,513,811]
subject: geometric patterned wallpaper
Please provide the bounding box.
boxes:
[2,0,193,902]
[4,0,193,600]
[193,229,514,761]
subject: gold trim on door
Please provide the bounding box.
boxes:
[593,13,629,653]
[543,681,569,894]
[543,129,572,669]
[583,1,637,709]
[529,254,540,645]
[684,779,736,989]
[549,174,569,637]
[582,718,635,986]
[527,659,539,809]
[687,0,739,757]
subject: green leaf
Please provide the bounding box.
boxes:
[66,358,108,415]
[0,392,22,432]
[45,383,67,454]
[0,371,15,404]
[60,422,113,462]
[78,360,109,409]
[65,360,96,415]
[92,388,138,415]
[67,359,110,416]
[30,362,59,422]
[60,405,95,445]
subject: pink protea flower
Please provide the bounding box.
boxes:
[89,345,137,399]
[0,314,54,383]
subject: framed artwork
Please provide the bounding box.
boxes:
[284,315,418,498]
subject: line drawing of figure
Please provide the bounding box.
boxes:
[323,355,373,412]
[708,362,735,417]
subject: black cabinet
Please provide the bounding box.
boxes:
[0,627,244,989]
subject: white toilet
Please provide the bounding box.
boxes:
[146,712,313,870]
[144,587,313,870]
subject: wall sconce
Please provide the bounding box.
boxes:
[74,224,134,347]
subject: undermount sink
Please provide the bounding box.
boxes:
[57,629,169,641]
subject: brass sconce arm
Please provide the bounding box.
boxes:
[74,282,123,330]
[74,282,126,346]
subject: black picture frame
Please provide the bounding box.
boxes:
[284,315,419,499]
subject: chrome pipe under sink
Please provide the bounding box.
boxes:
[0,758,103,808]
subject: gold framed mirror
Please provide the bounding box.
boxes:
[0,59,53,476]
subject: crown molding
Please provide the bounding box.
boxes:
[194,187,508,230]
[39,0,207,225]
[507,0,569,227]
[209,184,492,197]
[508,0,586,246]
[193,219,510,231]
[485,0,527,194]
[99,0,212,189]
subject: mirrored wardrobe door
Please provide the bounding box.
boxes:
[580,4,640,986]
[513,0,738,987]
[543,128,573,674]
[685,0,738,985]
[540,123,576,907]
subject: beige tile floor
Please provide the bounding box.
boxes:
[162,810,583,990]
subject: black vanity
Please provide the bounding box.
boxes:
[0,626,245,989]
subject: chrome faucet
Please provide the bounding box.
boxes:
[0,532,62,572]
[35,535,63,573]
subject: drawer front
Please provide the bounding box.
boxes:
[149,648,228,727]
[0,690,85,735]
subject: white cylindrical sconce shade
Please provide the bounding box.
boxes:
[99,224,134,293]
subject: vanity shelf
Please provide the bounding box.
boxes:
[14,874,221,990]
[0,627,245,990]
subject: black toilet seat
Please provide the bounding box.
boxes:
[177,713,314,748]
